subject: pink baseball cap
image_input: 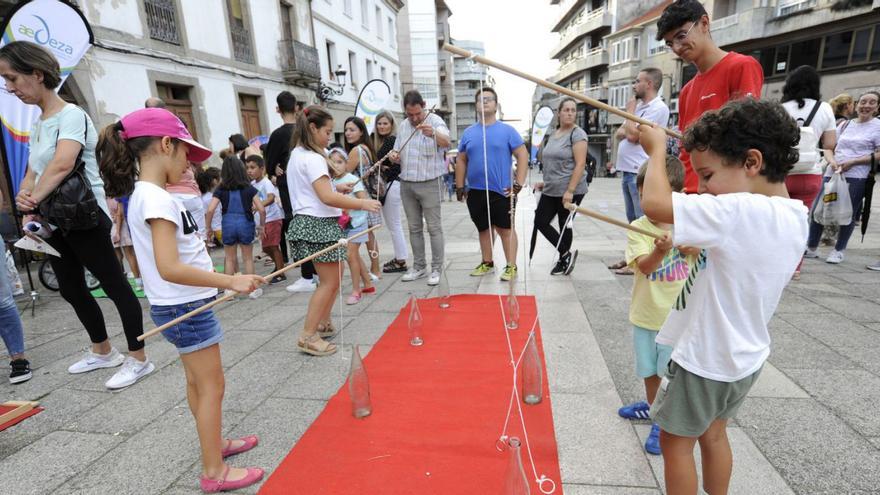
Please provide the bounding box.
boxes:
[119,108,212,163]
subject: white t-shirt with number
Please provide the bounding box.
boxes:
[252,177,284,222]
[287,146,341,218]
[656,192,808,382]
[129,181,218,306]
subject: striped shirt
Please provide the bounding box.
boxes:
[395,112,450,182]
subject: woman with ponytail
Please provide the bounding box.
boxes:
[0,40,150,389]
[98,108,266,492]
[286,106,381,356]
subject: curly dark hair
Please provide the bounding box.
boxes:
[656,0,707,40]
[682,99,800,183]
[781,65,821,109]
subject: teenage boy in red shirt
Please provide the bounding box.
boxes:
[656,0,764,193]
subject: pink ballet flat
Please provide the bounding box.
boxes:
[221,435,259,458]
[346,292,362,305]
[200,465,265,493]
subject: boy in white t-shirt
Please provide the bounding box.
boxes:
[245,155,286,283]
[637,99,808,495]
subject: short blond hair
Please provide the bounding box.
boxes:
[636,155,685,192]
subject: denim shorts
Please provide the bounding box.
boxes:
[222,213,255,245]
[150,297,224,354]
[632,325,673,378]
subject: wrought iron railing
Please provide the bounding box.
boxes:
[230,23,254,64]
[145,0,180,45]
[278,39,320,83]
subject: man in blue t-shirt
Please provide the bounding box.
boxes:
[455,87,529,282]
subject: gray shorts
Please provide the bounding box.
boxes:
[650,360,762,437]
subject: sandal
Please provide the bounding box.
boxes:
[222,435,259,458]
[607,259,627,270]
[316,321,337,338]
[614,266,634,275]
[382,259,408,273]
[200,465,265,493]
[297,333,338,357]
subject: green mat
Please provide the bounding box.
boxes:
[89,266,224,299]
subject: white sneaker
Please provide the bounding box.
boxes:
[804,248,819,259]
[826,250,844,264]
[248,288,264,299]
[401,268,427,282]
[286,277,317,293]
[866,260,880,271]
[105,356,155,390]
[134,278,143,289]
[427,270,441,286]
[68,348,125,374]
[369,272,380,283]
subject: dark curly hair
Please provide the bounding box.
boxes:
[656,0,707,40]
[682,99,800,183]
[781,65,821,109]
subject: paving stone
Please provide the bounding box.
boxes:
[785,369,880,436]
[737,397,880,494]
[272,353,350,401]
[747,362,809,399]
[778,312,880,351]
[543,330,613,395]
[219,330,282,368]
[808,295,880,323]
[535,301,590,333]
[222,351,305,413]
[562,486,660,495]
[0,431,122,494]
[767,319,857,371]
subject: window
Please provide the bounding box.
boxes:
[380,65,387,82]
[777,0,816,17]
[239,93,263,139]
[851,28,871,63]
[366,59,374,80]
[632,36,640,59]
[376,7,383,39]
[344,0,352,17]
[388,17,396,47]
[393,72,399,98]
[822,31,852,69]
[145,0,180,45]
[360,0,368,27]
[227,0,254,63]
[789,39,820,70]
[646,25,667,56]
[611,38,631,65]
[280,1,294,42]
[326,40,338,79]
[872,25,880,61]
[774,44,789,74]
[349,51,358,86]
[156,83,198,138]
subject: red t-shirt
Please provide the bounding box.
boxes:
[678,52,764,192]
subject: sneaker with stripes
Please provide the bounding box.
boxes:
[618,400,651,420]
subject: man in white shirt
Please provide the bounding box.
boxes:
[388,90,451,286]
[609,68,670,275]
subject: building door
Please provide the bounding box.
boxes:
[156,83,199,140]
[239,93,263,139]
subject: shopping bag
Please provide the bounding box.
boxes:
[812,172,853,226]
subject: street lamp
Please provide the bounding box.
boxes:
[317,65,348,102]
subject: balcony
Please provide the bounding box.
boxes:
[585,85,607,101]
[551,8,612,59]
[556,47,608,82]
[278,39,320,85]
[608,59,641,84]
[711,7,773,48]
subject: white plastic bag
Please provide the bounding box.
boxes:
[812,172,853,226]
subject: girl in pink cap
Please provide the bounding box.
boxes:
[97,107,266,493]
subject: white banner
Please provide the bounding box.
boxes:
[530,106,554,161]
[0,0,93,195]
[355,79,392,135]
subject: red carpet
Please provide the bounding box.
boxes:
[0,403,43,432]
[260,295,562,494]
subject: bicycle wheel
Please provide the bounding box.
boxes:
[38,260,60,291]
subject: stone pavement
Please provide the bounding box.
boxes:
[2,176,879,494]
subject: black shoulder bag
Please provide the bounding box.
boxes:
[38,111,101,234]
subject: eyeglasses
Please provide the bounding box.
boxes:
[479,97,496,103]
[665,22,697,49]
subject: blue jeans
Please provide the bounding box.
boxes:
[150,297,223,354]
[0,244,25,357]
[807,177,867,252]
[622,172,643,223]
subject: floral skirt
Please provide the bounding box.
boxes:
[288,214,347,264]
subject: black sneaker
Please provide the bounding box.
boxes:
[9,359,32,384]
[270,274,288,285]
[550,253,570,275]
[563,250,579,275]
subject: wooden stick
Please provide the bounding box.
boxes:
[564,203,664,240]
[137,225,382,342]
[442,43,683,140]
[0,400,39,425]
[364,105,438,176]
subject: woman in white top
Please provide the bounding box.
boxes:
[779,65,837,278]
[286,106,381,356]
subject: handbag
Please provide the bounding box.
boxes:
[38,111,101,234]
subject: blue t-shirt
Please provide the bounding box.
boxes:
[458,121,524,195]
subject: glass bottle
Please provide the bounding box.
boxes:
[348,345,372,418]
[521,332,543,405]
[438,270,451,309]
[408,294,424,346]
[506,282,520,330]
[501,437,530,495]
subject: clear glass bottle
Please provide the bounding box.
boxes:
[502,437,530,495]
[506,282,520,330]
[348,345,372,418]
[521,332,543,405]
[438,270,451,309]
[408,294,424,346]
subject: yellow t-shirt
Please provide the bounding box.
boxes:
[625,216,695,331]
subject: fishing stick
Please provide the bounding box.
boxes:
[564,203,664,240]
[137,225,382,342]
[442,43,682,140]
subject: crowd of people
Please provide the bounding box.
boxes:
[1,0,879,492]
